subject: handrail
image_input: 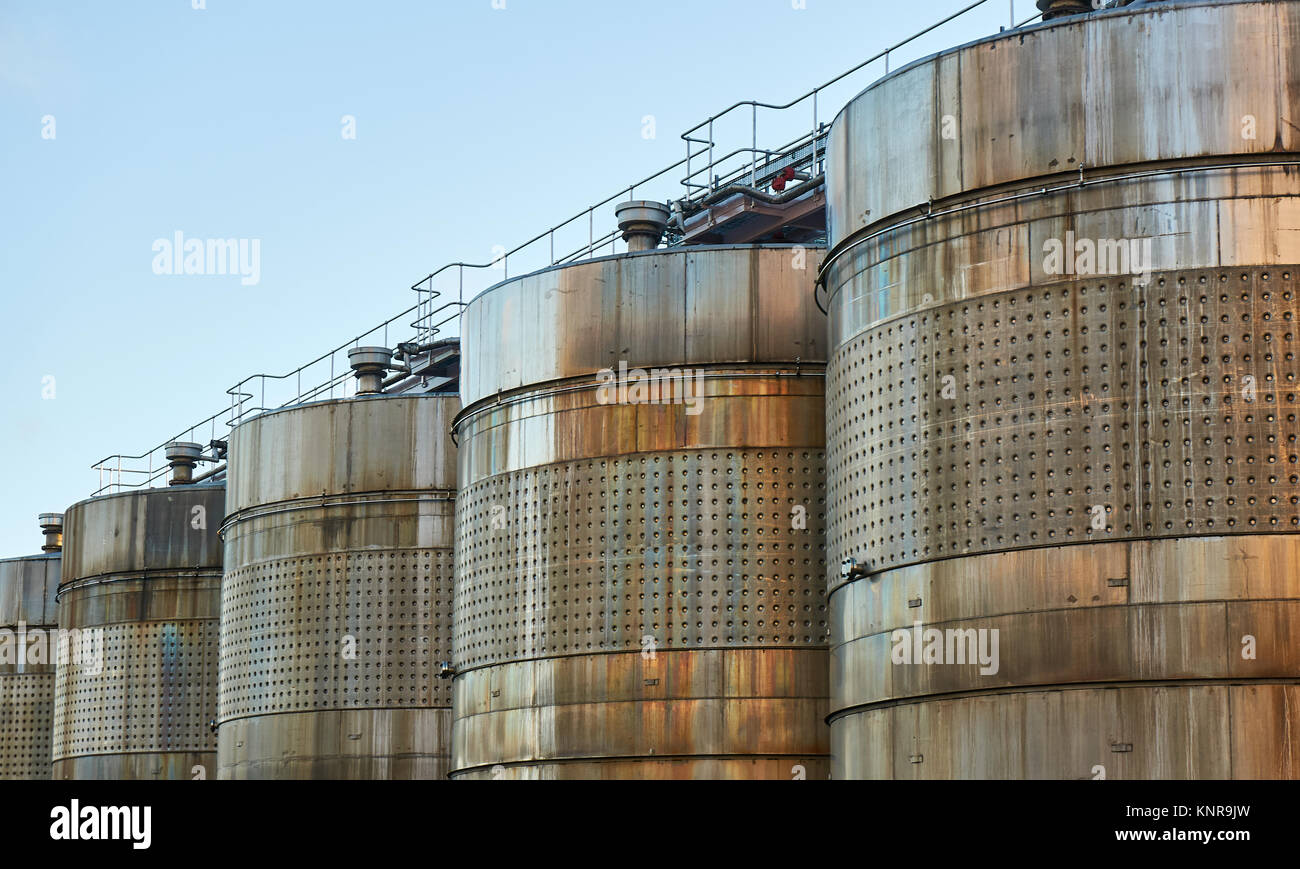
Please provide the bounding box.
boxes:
[682,0,995,137]
[408,153,693,342]
[679,0,1030,202]
[91,404,234,496]
[89,0,1044,494]
[405,1,1042,345]
[224,301,424,428]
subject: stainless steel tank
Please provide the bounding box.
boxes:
[218,393,458,779]
[0,516,62,780]
[452,244,830,779]
[52,485,223,779]
[823,0,1300,778]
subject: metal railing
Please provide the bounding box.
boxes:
[678,0,1046,205]
[91,408,232,496]
[407,153,689,340]
[409,0,1043,344]
[224,300,431,429]
[89,0,1045,495]
[92,297,436,496]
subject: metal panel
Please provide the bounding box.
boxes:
[827,167,1300,348]
[454,246,830,779]
[827,1,1300,244]
[218,395,458,779]
[461,246,825,409]
[826,0,1300,780]
[828,266,1299,574]
[832,686,1285,780]
[0,554,60,779]
[52,485,223,780]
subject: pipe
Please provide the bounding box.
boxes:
[692,175,824,211]
[190,463,225,486]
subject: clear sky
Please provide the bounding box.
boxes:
[0,0,1028,557]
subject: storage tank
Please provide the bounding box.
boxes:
[218,361,458,779]
[52,462,223,779]
[452,241,830,779]
[0,515,62,779]
[823,0,1300,778]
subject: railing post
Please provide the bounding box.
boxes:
[813,90,820,175]
[708,120,714,190]
[751,105,758,188]
[686,137,691,199]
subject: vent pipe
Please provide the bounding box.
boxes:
[1037,0,1094,18]
[348,347,394,396]
[165,442,203,486]
[39,513,63,553]
[614,201,670,252]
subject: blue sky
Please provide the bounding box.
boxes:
[0,0,1027,556]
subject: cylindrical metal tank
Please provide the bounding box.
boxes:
[52,485,223,779]
[218,394,458,779]
[0,516,62,780]
[823,0,1300,778]
[453,244,830,779]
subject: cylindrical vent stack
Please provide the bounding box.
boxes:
[218,395,458,779]
[52,486,223,779]
[348,347,395,396]
[614,201,671,252]
[453,244,830,779]
[1036,0,1095,20]
[823,0,1300,778]
[39,513,63,553]
[165,442,203,486]
[0,517,62,779]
